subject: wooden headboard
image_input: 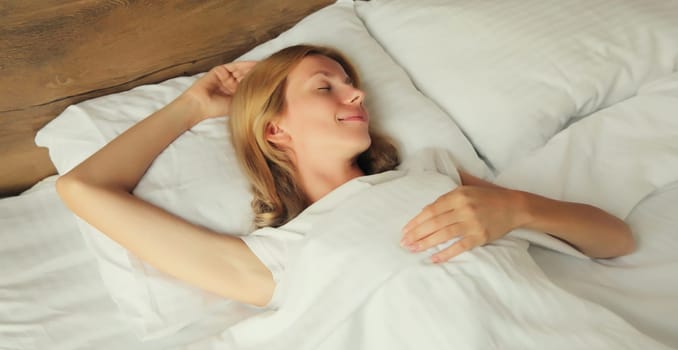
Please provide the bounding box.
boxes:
[0,0,334,197]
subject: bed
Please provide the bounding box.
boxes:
[2,0,678,349]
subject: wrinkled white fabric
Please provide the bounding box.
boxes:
[241,149,581,310]
[230,168,668,349]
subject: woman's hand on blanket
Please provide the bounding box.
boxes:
[180,60,257,127]
[400,186,526,263]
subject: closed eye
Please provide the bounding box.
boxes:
[318,86,331,91]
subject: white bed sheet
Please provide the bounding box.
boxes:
[0,177,243,350]
[531,180,678,348]
[2,176,678,349]
[226,170,670,349]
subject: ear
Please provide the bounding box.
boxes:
[265,121,290,146]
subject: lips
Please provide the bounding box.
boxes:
[337,115,367,122]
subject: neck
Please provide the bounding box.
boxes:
[294,156,364,203]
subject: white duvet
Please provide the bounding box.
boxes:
[220,168,670,350]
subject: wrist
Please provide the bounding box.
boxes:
[510,189,536,230]
[172,93,208,129]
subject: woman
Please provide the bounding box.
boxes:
[56,45,635,309]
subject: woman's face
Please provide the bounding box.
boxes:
[268,55,370,164]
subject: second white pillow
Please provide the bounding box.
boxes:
[356,0,678,170]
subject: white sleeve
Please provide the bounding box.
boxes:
[240,227,303,309]
[240,227,301,309]
[240,228,287,284]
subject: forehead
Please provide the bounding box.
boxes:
[287,55,348,83]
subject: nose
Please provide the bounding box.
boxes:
[346,87,365,105]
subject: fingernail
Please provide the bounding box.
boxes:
[408,244,419,252]
[431,256,440,263]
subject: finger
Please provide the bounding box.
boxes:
[213,66,239,94]
[213,66,234,83]
[229,60,257,68]
[406,222,465,253]
[225,61,256,77]
[222,61,257,91]
[402,199,443,234]
[430,235,479,263]
[231,68,245,80]
[402,191,460,234]
[401,209,460,246]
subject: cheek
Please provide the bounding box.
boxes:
[284,99,338,132]
[301,98,337,118]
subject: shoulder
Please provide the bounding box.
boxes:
[397,148,461,184]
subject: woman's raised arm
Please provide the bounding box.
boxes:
[56,62,275,307]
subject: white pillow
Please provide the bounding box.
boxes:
[495,72,678,221]
[356,0,678,171]
[36,0,490,340]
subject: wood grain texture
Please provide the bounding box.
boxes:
[0,0,334,197]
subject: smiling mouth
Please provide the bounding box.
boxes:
[337,115,367,122]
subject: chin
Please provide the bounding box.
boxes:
[358,134,372,153]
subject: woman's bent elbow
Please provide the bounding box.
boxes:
[55,175,74,200]
[598,225,636,259]
[619,228,637,257]
[55,175,90,210]
[613,219,637,257]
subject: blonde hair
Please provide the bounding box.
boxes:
[229,45,399,228]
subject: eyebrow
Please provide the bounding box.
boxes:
[308,70,353,85]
